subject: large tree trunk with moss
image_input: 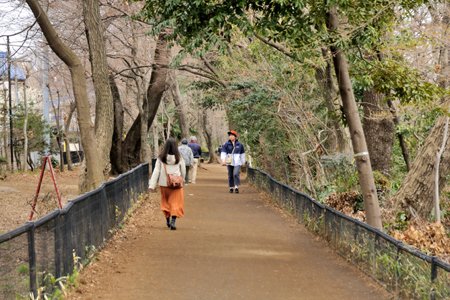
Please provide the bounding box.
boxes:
[393,116,450,219]
[327,7,382,229]
[121,30,170,169]
[362,90,395,175]
[83,0,114,177]
[26,0,103,192]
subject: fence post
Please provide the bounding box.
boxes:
[100,187,109,243]
[54,213,62,279]
[371,234,379,276]
[332,210,338,240]
[430,256,437,300]
[394,246,400,298]
[61,207,73,276]
[27,222,37,298]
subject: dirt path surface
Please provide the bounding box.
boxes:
[67,164,389,300]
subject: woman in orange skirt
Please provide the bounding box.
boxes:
[149,138,186,230]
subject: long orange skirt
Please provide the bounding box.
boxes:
[160,186,185,218]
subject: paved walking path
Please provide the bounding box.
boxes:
[68,164,389,300]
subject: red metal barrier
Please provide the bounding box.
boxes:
[28,155,62,221]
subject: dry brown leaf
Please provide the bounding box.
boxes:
[392,221,450,263]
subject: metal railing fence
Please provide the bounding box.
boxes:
[0,163,149,299]
[248,167,450,300]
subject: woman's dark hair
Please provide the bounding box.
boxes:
[159,137,180,164]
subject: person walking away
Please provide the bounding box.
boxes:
[178,138,194,184]
[188,136,202,184]
[149,138,186,230]
[220,130,246,193]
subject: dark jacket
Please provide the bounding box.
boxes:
[220,140,246,166]
[188,142,202,158]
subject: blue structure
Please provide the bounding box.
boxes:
[0,51,26,81]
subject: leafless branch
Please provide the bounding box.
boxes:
[177,66,226,87]
[114,65,152,78]
[0,20,37,38]
[201,56,220,78]
[177,64,215,77]
[102,0,150,26]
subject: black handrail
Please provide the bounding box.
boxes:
[0,163,149,299]
[247,167,450,299]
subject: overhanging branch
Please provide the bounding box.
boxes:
[254,33,297,61]
[177,66,226,87]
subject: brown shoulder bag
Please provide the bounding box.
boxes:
[163,163,183,189]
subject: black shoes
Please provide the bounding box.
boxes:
[170,217,177,230]
[235,188,239,193]
[229,188,234,193]
[166,217,177,230]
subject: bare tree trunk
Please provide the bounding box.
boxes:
[152,124,159,158]
[57,92,64,172]
[434,117,449,224]
[202,111,217,163]
[27,151,34,171]
[26,0,103,192]
[171,72,189,139]
[393,116,450,220]
[315,49,350,153]
[121,30,170,168]
[437,43,449,89]
[327,7,382,229]
[162,99,172,138]
[83,0,114,177]
[429,2,450,88]
[141,81,153,165]
[387,99,411,170]
[64,102,75,171]
[138,83,147,162]
[48,86,64,172]
[373,50,411,171]
[22,81,28,171]
[362,90,395,175]
[109,75,125,174]
[146,31,171,130]
[2,89,10,171]
[13,72,20,170]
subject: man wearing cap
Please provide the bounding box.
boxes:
[178,138,194,184]
[220,130,246,193]
[188,136,202,184]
